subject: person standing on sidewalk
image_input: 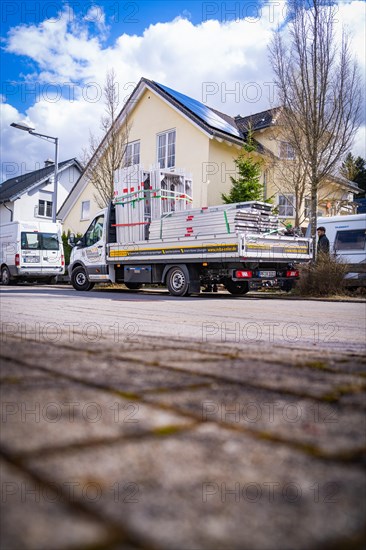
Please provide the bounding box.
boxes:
[317,226,330,255]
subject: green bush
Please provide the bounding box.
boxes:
[62,231,82,266]
[295,253,349,296]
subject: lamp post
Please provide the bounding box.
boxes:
[10,122,59,223]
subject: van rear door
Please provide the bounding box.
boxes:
[20,231,43,268]
[20,230,63,273]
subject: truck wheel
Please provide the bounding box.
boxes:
[124,282,143,290]
[71,267,95,291]
[224,279,249,295]
[1,266,17,286]
[166,266,190,297]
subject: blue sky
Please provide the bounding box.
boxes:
[1,1,265,111]
[1,0,365,180]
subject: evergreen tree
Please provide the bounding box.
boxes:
[222,130,264,204]
[341,153,366,197]
[354,156,366,197]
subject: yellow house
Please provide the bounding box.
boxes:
[235,107,362,226]
[59,78,361,234]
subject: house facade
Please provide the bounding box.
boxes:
[236,108,362,224]
[59,78,360,235]
[0,159,83,224]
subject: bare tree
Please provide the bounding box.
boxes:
[83,69,130,208]
[269,0,362,258]
[265,123,309,227]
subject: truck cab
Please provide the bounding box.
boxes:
[68,207,114,291]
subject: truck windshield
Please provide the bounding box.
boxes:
[21,232,60,251]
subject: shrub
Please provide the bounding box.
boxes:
[62,231,82,266]
[295,253,349,296]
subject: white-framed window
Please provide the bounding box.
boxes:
[157,130,176,169]
[278,194,295,217]
[38,199,52,218]
[279,141,295,160]
[125,141,140,166]
[81,200,90,221]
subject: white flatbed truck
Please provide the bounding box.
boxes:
[68,200,312,297]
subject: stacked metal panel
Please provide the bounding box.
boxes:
[148,202,279,240]
[114,166,148,242]
[113,166,193,243]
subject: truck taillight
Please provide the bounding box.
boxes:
[61,254,65,267]
[235,270,252,278]
[15,254,20,266]
[286,270,299,277]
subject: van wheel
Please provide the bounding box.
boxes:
[1,266,16,286]
[46,276,58,285]
[224,279,249,295]
[166,266,190,297]
[71,267,95,291]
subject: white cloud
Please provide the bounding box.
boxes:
[1,1,365,181]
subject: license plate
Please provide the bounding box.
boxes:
[258,270,276,278]
[23,257,40,263]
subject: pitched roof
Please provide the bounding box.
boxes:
[144,79,243,143]
[330,174,363,194]
[235,107,282,133]
[0,159,82,203]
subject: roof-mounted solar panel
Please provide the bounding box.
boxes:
[154,82,241,138]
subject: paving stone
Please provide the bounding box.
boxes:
[1,326,365,550]
[1,340,212,394]
[0,382,193,455]
[0,360,59,385]
[25,424,366,550]
[0,458,112,550]
[142,382,366,456]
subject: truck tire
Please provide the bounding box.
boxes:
[1,266,17,286]
[71,267,95,291]
[124,282,143,290]
[224,279,249,295]
[166,266,190,297]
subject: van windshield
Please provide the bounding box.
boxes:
[21,232,59,251]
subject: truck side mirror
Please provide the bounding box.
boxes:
[68,233,76,247]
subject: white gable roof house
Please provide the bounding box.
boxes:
[0,158,83,224]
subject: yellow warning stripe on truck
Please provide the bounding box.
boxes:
[246,244,309,253]
[109,243,238,258]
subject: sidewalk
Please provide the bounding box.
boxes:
[1,332,365,549]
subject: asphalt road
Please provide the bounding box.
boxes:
[0,285,365,352]
[1,285,365,550]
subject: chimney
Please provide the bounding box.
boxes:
[44,159,54,167]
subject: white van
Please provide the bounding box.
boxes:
[0,220,65,285]
[314,214,366,264]
[306,214,366,285]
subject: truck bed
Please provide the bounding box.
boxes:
[107,233,312,264]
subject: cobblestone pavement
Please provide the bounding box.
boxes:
[0,287,365,549]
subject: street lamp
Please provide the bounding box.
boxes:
[10,122,59,223]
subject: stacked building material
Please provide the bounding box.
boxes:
[148,202,279,240]
[113,166,192,242]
